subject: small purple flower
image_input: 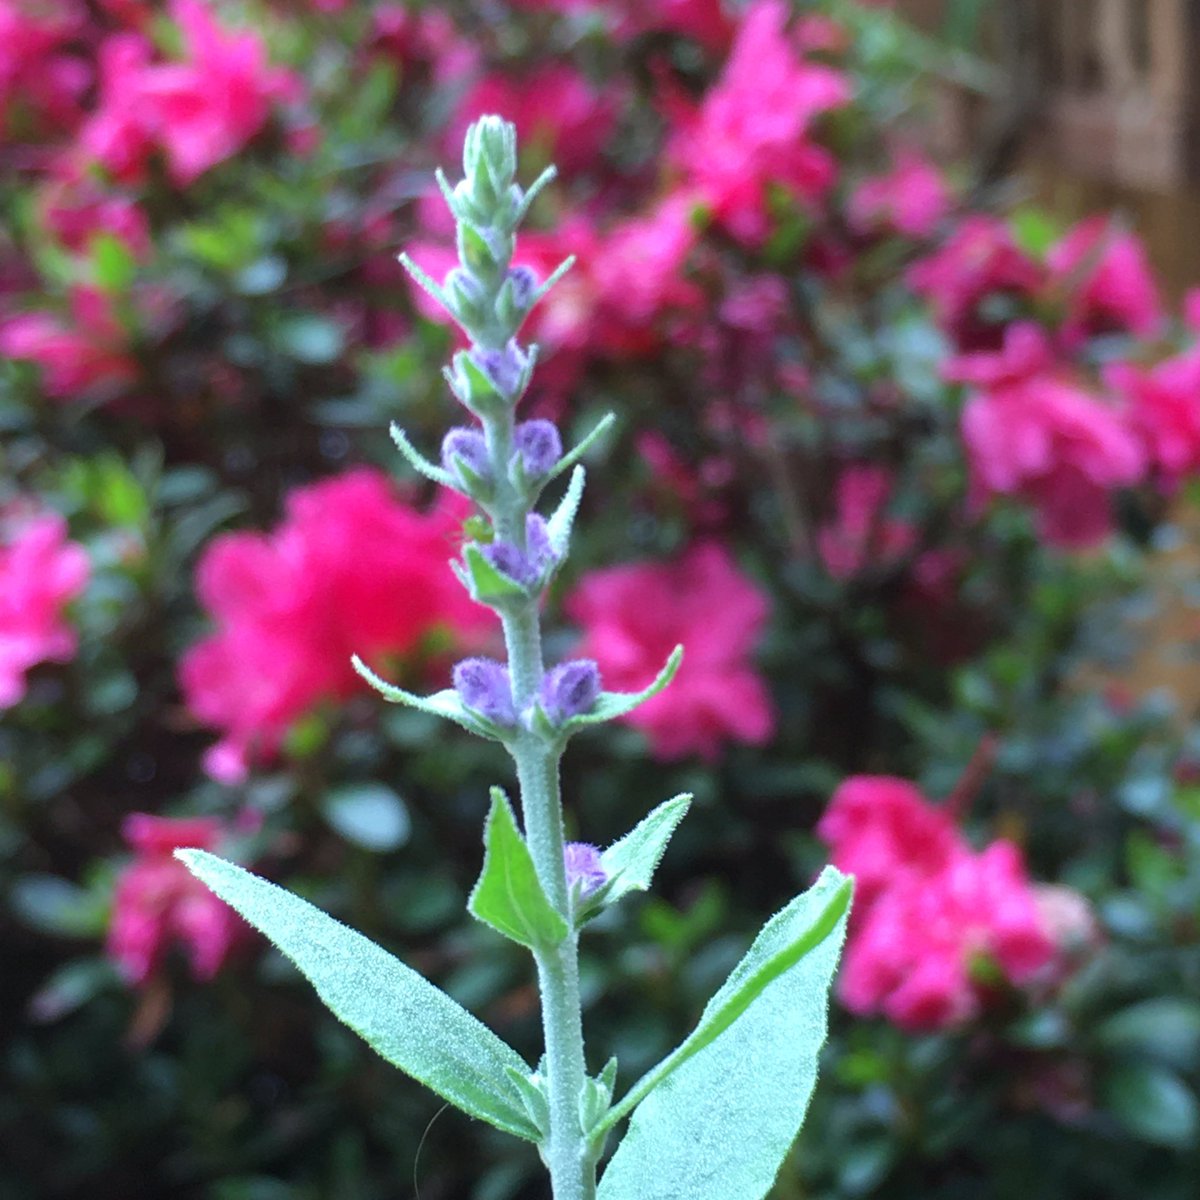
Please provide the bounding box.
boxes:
[473,340,529,399]
[540,660,601,723]
[441,427,491,487]
[506,265,538,310]
[513,420,562,480]
[564,842,606,898]
[481,514,559,589]
[452,658,515,726]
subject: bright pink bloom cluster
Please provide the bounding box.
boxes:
[77,0,301,187]
[107,814,247,985]
[848,148,952,240]
[819,776,1056,1031]
[667,0,851,245]
[911,212,1178,549]
[0,506,89,707]
[0,0,90,145]
[566,542,773,760]
[817,465,916,581]
[0,285,137,400]
[180,470,491,783]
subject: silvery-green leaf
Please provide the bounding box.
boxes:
[389,424,453,487]
[176,850,540,1143]
[600,795,692,905]
[546,412,616,484]
[469,789,568,950]
[562,646,683,731]
[350,657,490,737]
[596,868,852,1199]
[547,465,585,557]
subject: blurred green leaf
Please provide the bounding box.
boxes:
[322,784,411,853]
[1103,1062,1199,1148]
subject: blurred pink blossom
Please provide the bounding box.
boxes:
[107,813,247,985]
[848,149,951,239]
[0,507,89,707]
[0,285,137,399]
[181,470,491,782]
[1106,345,1200,488]
[566,542,773,760]
[0,0,89,142]
[820,775,1056,1031]
[908,215,1044,351]
[668,0,851,245]
[960,372,1144,549]
[79,0,302,187]
[817,465,917,581]
[1049,217,1163,347]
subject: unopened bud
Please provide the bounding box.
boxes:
[452,658,515,726]
[441,427,492,489]
[564,843,606,897]
[513,420,562,480]
[540,659,601,723]
[480,514,559,589]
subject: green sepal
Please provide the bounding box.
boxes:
[175,850,541,1144]
[445,350,507,416]
[547,464,585,558]
[350,655,503,740]
[598,794,692,906]
[469,788,569,950]
[389,424,453,488]
[560,646,683,732]
[463,542,527,602]
[595,869,853,1199]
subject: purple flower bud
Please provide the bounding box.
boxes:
[507,265,538,310]
[564,842,606,898]
[481,514,560,589]
[441,427,491,488]
[540,659,601,723]
[513,420,562,479]
[472,340,529,399]
[452,658,515,726]
[445,267,484,307]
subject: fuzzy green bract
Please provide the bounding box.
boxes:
[599,795,693,905]
[597,868,852,1200]
[470,788,569,948]
[175,849,541,1143]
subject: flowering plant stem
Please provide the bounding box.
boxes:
[177,115,850,1200]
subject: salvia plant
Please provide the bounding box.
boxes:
[177,117,852,1200]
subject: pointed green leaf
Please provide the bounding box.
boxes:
[547,465,585,557]
[175,850,540,1143]
[600,795,692,905]
[389,424,453,487]
[350,656,491,737]
[546,412,617,484]
[469,789,568,949]
[596,868,852,1199]
[464,543,526,600]
[562,646,683,731]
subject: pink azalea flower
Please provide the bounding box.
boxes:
[816,465,917,581]
[817,776,961,916]
[79,1,302,187]
[960,371,1144,549]
[180,470,492,782]
[820,776,1057,1031]
[0,285,138,399]
[1106,346,1200,488]
[0,0,89,141]
[0,506,89,707]
[566,542,774,760]
[908,215,1045,351]
[848,148,952,239]
[107,813,248,985]
[1049,217,1163,347]
[668,0,851,245]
